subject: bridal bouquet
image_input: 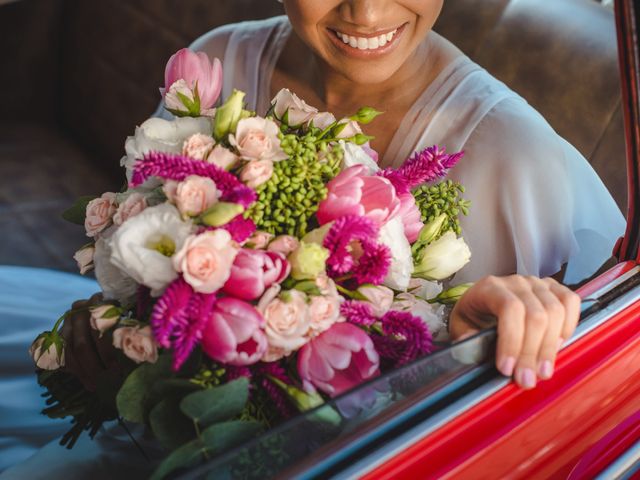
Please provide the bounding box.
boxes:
[30,48,471,479]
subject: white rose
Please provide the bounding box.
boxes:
[263,290,311,352]
[109,204,193,296]
[271,88,318,126]
[29,334,65,370]
[94,236,138,305]
[378,217,414,291]
[165,79,195,114]
[113,326,158,364]
[339,140,380,174]
[73,244,95,275]
[89,305,120,335]
[414,232,471,281]
[121,116,214,184]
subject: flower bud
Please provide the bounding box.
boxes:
[434,282,474,305]
[413,232,471,281]
[89,304,121,335]
[73,244,95,275]
[289,242,329,280]
[418,214,447,245]
[214,89,246,140]
[201,202,244,227]
[29,332,65,370]
[351,106,383,125]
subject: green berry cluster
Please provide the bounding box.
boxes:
[247,133,343,237]
[413,180,471,237]
[189,364,226,388]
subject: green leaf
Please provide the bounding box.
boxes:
[150,438,205,480]
[180,378,249,428]
[149,396,196,450]
[201,420,263,455]
[116,354,172,423]
[61,196,95,225]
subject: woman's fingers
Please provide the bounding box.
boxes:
[546,278,581,343]
[534,281,568,380]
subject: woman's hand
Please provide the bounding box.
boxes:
[449,275,581,389]
[61,294,121,391]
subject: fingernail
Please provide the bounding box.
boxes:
[539,360,554,379]
[516,368,537,389]
[499,356,516,376]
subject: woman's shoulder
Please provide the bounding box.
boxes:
[190,15,289,61]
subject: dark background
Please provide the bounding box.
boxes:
[0,0,624,271]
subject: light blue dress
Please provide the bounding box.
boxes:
[0,15,625,477]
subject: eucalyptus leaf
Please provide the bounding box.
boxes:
[180,378,249,428]
[116,354,173,423]
[201,420,263,455]
[150,438,205,480]
[61,196,95,225]
[149,396,196,450]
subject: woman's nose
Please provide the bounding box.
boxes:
[338,0,386,29]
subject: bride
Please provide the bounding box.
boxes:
[1,0,624,477]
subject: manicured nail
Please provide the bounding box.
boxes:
[539,360,554,379]
[516,368,537,389]
[499,356,516,376]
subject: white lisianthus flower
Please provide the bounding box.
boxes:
[121,116,214,184]
[94,236,138,305]
[408,278,444,301]
[414,232,471,281]
[109,204,193,296]
[339,140,380,174]
[378,217,413,291]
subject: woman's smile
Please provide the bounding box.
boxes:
[326,23,408,58]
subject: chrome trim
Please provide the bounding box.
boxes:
[336,282,640,479]
[595,438,640,479]
[583,265,640,300]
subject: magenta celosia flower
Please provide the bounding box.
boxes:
[317,165,401,226]
[340,300,377,326]
[255,362,297,418]
[150,276,217,370]
[223,249,290,300]
[298,322,380,397]
[372,310,433,367]
[164,48,222,110]
[130,151,257,208]
[379,145,464,194]
[201,297,267,366]
[322,215,391,285]
[221,216,256,243]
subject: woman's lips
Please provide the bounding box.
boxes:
[326,23,407,59]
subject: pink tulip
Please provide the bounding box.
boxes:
[202,297,267,366]
[298,323,380,397]
[164,48,223,110]
[317,165,401,226]
[222,249,290,300]
[398,193,424,243]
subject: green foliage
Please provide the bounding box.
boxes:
[149,396,195,450]
[180,378,249,429]
[61,196,95,225]
[413,180,471,237]
[116,354,173,423]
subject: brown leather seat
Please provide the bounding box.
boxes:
[436,0,626,211]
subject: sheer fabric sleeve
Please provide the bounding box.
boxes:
[449,97,625,284]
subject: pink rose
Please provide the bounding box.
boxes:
[229,117,288,162]
[298,323,380,396]
[73,245,95,275]
[172,230,238,294]
[336,119,362,139]
[207,145,239,170]
[113,192,147,226]
[262,345,288,363]
[89,305,119,334]
[223,249,290,300]
[202,298,267,366]
[247,231,274,249]
[308,293,343,337]
[240,159,274,189]
[272,88,318,126]
[398,193,424,243]
[267,235,300,256]
[164,48,222,110]
[182,133,215,161]
[263,290,311,352]
[357,285,394,317]
[112,326,158,364]
[309,111,336,130]
[85,192,117,237]
[172,175,219,216]
[317,165,401,226]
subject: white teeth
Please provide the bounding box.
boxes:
[336,29,397,50]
